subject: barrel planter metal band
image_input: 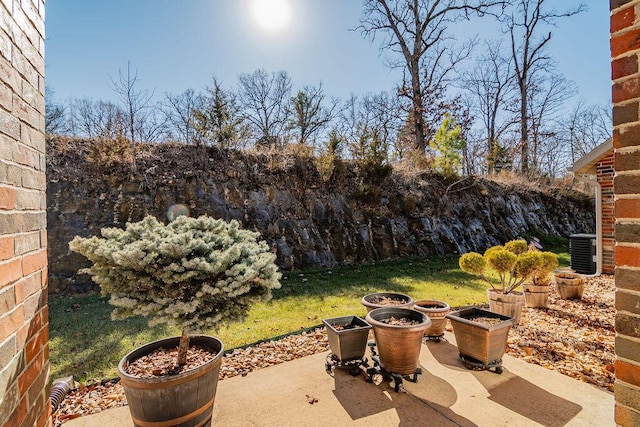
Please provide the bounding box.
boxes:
[118,335,223,427]
[130,396,216,427]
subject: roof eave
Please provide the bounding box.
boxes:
[572,138,613,175]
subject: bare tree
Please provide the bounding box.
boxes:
[288,83,340,146]
[358,0,504,153]
[109,62,155,170]
[162,89,203,144]
[136,104,169,143]
[505,0,586,174]
[45,87,67,135]
[68,97,125,139]
[566,100,612,162]
[527,71,576,172]
[336,92,404,170]
[362,91,404,156]
[462,40,517,174]
[237,69,292,147]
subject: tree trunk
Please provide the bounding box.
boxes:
[487,136,497,174]
[177,329,190,366]
[411,67,426,152]
[520,84,529,174]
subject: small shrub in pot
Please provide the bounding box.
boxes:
[459,240,541,322]
[69,214,281,425]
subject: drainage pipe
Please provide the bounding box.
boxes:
[50,376,75,413]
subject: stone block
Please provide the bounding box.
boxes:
[615,124,640,149]
[616,222,640,243]
[616,380,640,410]
[616,335,640,362]
[616,403,640,426]
[617,268,640,292]
[617,290,640,315]
[615,175,640,195]
[617,312,640,339]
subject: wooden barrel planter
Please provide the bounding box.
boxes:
[555,272,585,299]
[523,284,550,308]
[118,335,223,427]
[487,289,525,324]
[361,292,414,312]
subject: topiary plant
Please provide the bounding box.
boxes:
[531,251,560,286]
[459,239,555,294]
[69,214,281,367]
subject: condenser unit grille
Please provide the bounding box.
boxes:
[570,234,596,275]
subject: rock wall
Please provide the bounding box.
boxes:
[46,138,595,293]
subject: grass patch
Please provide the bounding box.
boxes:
[49,249,568,382]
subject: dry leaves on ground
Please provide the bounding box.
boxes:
[506,275,615,391]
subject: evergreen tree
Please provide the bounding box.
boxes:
[429,113,466,177]
[69,215,281,366]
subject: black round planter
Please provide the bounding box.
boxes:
[118,335,223,427]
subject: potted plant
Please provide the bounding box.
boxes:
[322,315,372,373]
[361,292,414,312]
[365,307,431,375]
[445,307,514,373]
[459,239,539,323]
[522,251,559,308]
[413,299,450,340]
[554,270,586,299]
[69,214,281,427]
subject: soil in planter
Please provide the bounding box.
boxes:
[370,296,408,306]
[417,303,445,309]
[380,316,421,326]
[124,345,218,378]
[466,316,505,326]
[332,323,365,331]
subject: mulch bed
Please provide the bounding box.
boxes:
[51,275,616,425]
[506,274,615,391]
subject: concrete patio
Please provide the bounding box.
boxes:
[65,331,614,426]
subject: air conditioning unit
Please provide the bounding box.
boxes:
[570,234,597,275]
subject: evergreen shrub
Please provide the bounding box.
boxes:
[69,214,281,365]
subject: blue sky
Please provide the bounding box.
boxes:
[45,0,612,107]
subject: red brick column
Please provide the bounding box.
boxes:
[597,153,616,274]
[0,1,50,426]
[611,0,640,425]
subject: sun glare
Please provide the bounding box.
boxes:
[249,0,292,33]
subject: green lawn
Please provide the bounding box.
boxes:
[49,245,570,383]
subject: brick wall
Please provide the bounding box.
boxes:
[0,1,50,426]
[597,153,616,274]
[611,0,640,425]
